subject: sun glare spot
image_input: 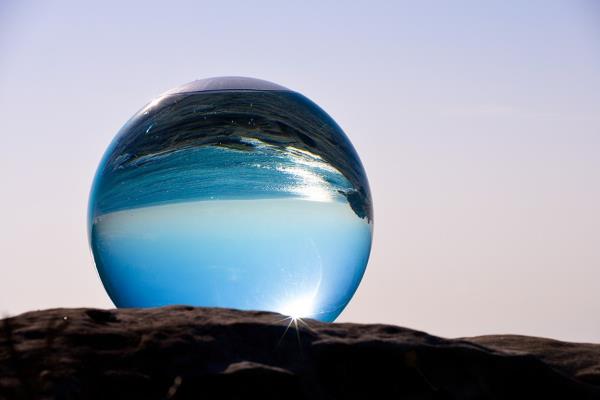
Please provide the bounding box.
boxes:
[276,292,319,345]
[279,293,317,321]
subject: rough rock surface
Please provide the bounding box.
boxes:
[1,306,599,399]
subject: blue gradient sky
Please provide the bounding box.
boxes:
[1,1,599,341]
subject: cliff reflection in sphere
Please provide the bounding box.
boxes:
[88,77,373,322]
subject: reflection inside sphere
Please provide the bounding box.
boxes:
[89,77,373,322]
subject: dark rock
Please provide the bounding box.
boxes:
[84,309,118,324]
[1,306,599,399]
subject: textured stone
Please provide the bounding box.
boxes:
[1,306,599,399]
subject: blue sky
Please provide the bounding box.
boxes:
[1,1,599,341]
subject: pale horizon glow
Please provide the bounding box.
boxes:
[1,0,599,342]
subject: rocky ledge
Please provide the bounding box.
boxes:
[1,306,599,399]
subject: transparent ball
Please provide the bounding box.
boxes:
[89,77,373,322]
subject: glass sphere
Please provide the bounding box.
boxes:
[88,77,373,322]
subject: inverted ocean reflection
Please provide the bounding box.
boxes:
[89,77,373,322]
